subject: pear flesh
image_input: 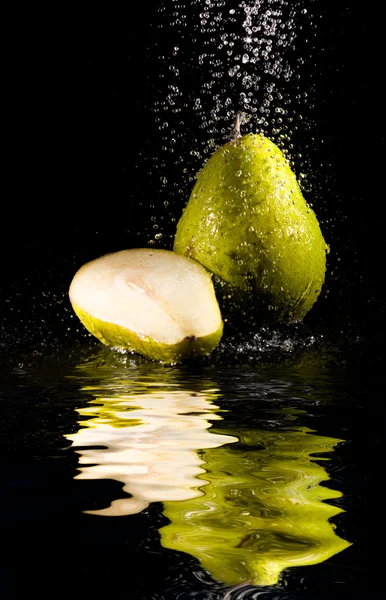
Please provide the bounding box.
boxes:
[174,133,328,325]
[69,249,223,363]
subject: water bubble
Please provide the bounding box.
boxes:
[228,65,240,77]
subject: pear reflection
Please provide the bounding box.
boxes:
[66,353,350,587]
[160,416,351,586]
[66,383,237,516]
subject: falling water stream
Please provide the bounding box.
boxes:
[147,0,327,249]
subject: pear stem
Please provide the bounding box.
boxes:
[232,111,243,139]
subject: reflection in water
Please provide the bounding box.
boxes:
[66,384,237,516]
[66,353,351,587]
[161,420,351,586]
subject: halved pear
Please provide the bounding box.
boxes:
[69,249,223,363]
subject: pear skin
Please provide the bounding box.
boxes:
[69,249,223,363]
[174,133,328,326]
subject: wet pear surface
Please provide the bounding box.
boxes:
[174,134,328,324]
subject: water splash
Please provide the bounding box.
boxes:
[218,325,319,363]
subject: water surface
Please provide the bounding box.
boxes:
[0,330,380,598]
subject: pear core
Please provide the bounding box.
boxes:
[69,249,223,363]
[174,133,328,325]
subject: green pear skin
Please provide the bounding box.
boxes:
[68,249,223,364]
[71,302,223,364]
[174,133,329,325]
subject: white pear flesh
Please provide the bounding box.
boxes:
[69,249,223,363]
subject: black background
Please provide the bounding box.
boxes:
[3,1,384,347]
[1,5,385,597]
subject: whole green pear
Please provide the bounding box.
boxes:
[174,131,329,325]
